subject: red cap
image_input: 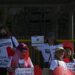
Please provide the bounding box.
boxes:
[63,40,74,51]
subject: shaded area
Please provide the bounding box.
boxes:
[0,0,75,4]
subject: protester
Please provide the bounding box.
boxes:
[63,40,74,62]
[63,40,75,73]
[45,32,63,60]
[8,43,33,75]
[36,32,63,68]
[49,46,74,75]
[0,25,19,75]
[49,46,67,71]
[50,47,67,75]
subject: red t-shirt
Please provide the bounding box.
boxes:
[63,58,71,63]
[6,47,15,56]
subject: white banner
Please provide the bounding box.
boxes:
[15,68,34,75]
[66,62,75,72]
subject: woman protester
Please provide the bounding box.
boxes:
[8,43,33,75]
[49,46,74,75]
[63,40,75,73]
[0,25,19,75]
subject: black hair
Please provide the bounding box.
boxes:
[0,25,11,38]
[70,55,74,62]
[19,47,27,52]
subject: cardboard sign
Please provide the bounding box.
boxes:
[15,68,34,75]
[31,36,44,46]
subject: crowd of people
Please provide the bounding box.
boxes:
[32,33,75,75]
[0,25,75,75]
[0,25,33,75]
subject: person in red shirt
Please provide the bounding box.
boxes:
[11,43,33,68]
[63,40,74,63]
[62,40,75,73]
[8,43,33,75]
[63,47,74,63]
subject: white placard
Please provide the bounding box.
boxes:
[31,36,44,45]
[15,68,34,75]
[66,62,75,72]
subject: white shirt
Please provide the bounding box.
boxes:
[37,43,63,62]
[50,60,67,70]
[18,58,34,68]
[0,36,19,67]
[18,59,25,67]
[19,59,24,64]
